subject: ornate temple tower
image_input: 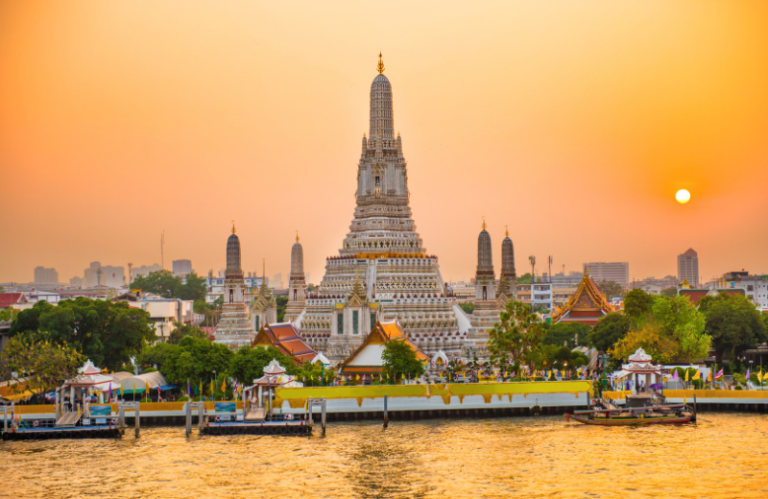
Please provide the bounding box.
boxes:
[299,54,463,362]
[497,226,517,305]
[285,232,307,322]
[251,260,277,331]
[466,220,501,357]
[214,223,255,349]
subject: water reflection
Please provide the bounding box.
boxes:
[1,414,767,499]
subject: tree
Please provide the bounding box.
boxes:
[589,312,631,353]
[611,295,709,363]
[0,332,84,395]
[293,361,336,386]
[0,308,19,322]
[169,322,208,344]
[699,293,768,363]
[276,296,289,322]
[624,288,654,325]
[595,280,626,300]
[488,299,545,374]
[10,298,155,371]
[226,346,296,385]
[130,270,207,301]
[517,273,532,284]
[381,339,425,382]
[137,342,177,371]
[542,321,590,349]
[0,286,5,293]
[161,336,234,389]
[661,287,677,297]
[459,302,475,315]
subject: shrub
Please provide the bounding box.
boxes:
[176,396,190,402]
[735,385,743,390]
[139,398,152,403]
[143,367,158,373]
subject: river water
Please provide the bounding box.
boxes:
[2,413,768,499]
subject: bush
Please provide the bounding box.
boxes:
[117,364,136,374]
[143,367,158,373]
[735,385,743,390]
[139,398,152,403]
[176,395,190,402]
[692,379,704,389]
[193,395,204,401]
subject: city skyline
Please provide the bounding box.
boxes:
[2,1,768,286]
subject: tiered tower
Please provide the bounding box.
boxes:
[285,232,307,322]
[466,220,501,357]
[497,226,517,305]
[298,55,464,361]
[214,223,255,349]
[251,260,277,331]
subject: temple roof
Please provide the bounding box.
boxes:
[550,272,613,324]
[252,322,317,365]
[340,319,427,373]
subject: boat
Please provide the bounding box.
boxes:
[564,393,696,426]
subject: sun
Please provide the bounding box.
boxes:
[675,189,691,204]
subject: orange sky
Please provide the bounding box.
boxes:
[1,1,767,285]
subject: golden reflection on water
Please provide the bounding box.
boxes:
[2,413,768,499]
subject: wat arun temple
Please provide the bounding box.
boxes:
[216,55,517,363]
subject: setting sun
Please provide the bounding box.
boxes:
[676,189,691,204]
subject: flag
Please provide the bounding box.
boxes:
[759,370,764,383]
[120,381,124,397]
[746,368,751,380]
[715,369,724,380]
[692,369,701,381]
[672,370,679,380]
[133,380,136,398]
[221,379,226,392]
[685,369,689,382]
[187,379,191,396]
[199,380,202,397]
[401,373,405,380]
[210,380,214,395]
[707,370,712,382]
[108,382,112,401]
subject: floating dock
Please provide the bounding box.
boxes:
[2,425,123,441]
[201,421,311,436]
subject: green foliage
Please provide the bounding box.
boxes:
[130,270,207,301]
[117,363,136,374]
[516,273,532,285]
[161,336,234,388]
[590,313,631,353]
[459,302,475,315]
[136,341,176,371]
[0,308,19,322]
[595,280,626,300]
[542,321,590,349]
[293,360,335,386]
[276,296,289,322]
[612,295,709,363]
[10,298,155,371]
[0,332,84,394]
[169,322,208,344]
[226,345,296,384]
[699,293,768,363]
[624,288,654,325]
[142,367,158,373]
[176,395,190,402]
[381,339,426,381]
[661,287,677,297]
[488,299,545,373]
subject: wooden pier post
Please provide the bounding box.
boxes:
[383,395,389,428]
[135,404,140,438]
[185,402,192,437]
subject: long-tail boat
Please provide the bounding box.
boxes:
[564,395,696,426]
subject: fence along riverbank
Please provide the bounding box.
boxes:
[5,383,768,427]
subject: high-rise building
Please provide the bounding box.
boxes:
[677,249,699,287]
[83,262,125,288]
[295,55,464,361]
[132,264,162,278]
[214,224,255,349]
[34,266,59,284]
[583,262,629,286]
[172,259,193,278]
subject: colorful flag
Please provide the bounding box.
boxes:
[692,369,701,381]
[746,368,750,380]
[707,370,712,382]
[187,379,190,396]
[685,369,689,382]
[715,369,724,380]
[210,380,214,394]
[221,379,226,392]
[672,370,679,380]
[120,381,124,397]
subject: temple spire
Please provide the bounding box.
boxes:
[232,220,236,234]
[296,230,300,243]
[482,216,486,231]
[377,52,385,74]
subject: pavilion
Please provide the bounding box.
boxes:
[550,272,614,327]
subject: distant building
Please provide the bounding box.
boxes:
[722,272,768,311]
[631,275,679,292]
[551,271,584,288]
[34,266,59,284]
[132,264,162,279]
[677,249,699,287]
[271,273,284,288]
[448,280,475,302]
[583,262,629,286]
[82,262,125,288]
[172,259,193,278]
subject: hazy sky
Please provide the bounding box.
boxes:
[2,1,767,285]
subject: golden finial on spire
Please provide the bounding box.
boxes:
[377,52,385,74]
[296,230,300,243]
[232,220,236,234]
[505,225,509,238]
[482,216,486,231]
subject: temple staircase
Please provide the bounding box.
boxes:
[244,407,266,421]
[55,412,80,427]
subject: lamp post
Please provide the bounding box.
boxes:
[213,370,217,402]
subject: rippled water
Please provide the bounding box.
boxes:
[3,413,768,499]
